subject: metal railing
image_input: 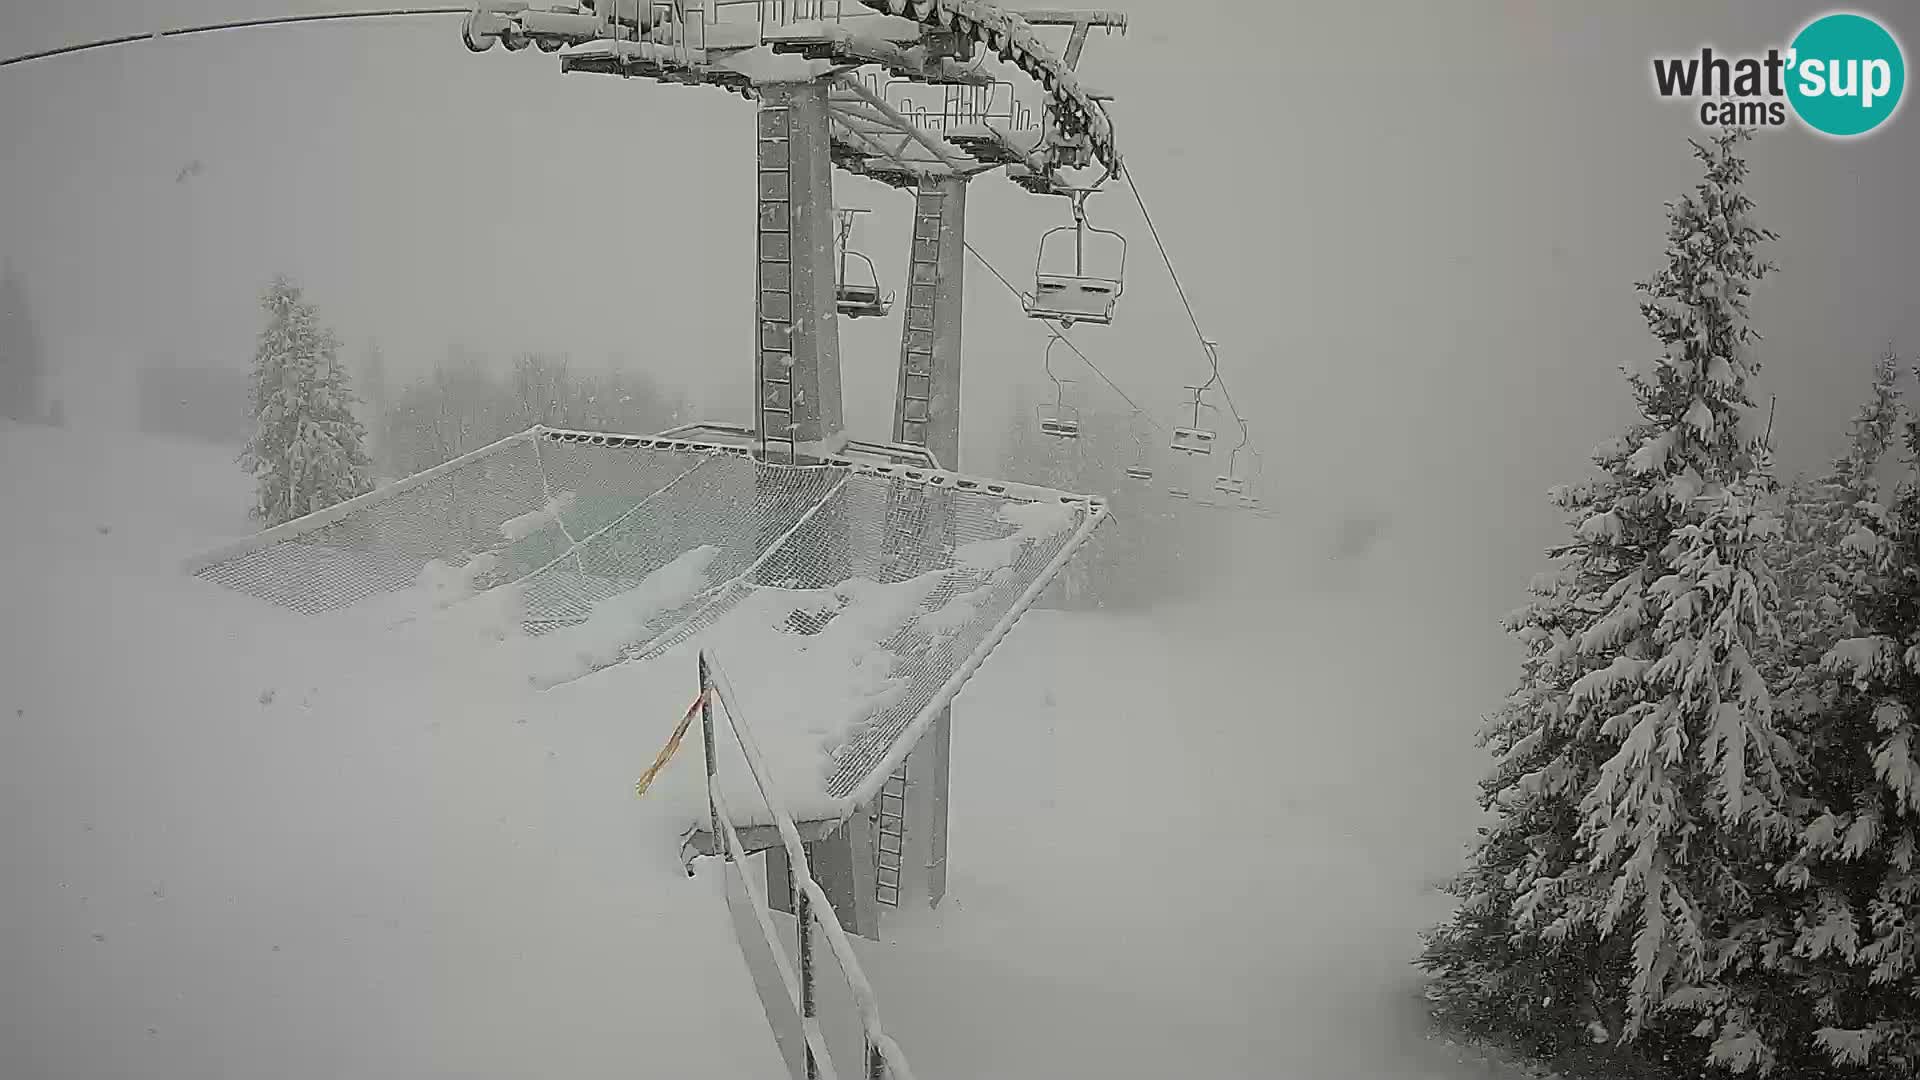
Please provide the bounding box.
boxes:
[696,650,918,1080]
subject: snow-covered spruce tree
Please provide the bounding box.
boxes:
[1772,351,1904,681]
[1422,131,1793,1069]
[1549,130,1798,1068]
[240,276,374,526]
[1420,553,1640,1058]
[1734,374,1920,1078]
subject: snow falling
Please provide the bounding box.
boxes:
[5,5,1920,1080]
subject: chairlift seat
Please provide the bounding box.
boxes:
[1027,274,1118,325]
[1214,476,1246,495]
[1236,495,1261,509]
[1123,466,1154,481]
[1039,416,1081,439]
[835,284,892,319]
[1167,487,1191,500]
[1170,427,1216,454]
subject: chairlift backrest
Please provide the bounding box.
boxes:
[1170,427,1215,454]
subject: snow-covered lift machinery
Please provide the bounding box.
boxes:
[834,207,894,319]
[1023,186,1125,326]
[1037,335,1082,439]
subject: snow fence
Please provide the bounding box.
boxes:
[187,425,1106,805]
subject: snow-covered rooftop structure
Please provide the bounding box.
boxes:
[187,426,1105,820]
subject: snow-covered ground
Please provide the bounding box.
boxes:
[1,420,1519,1079]
[0,422,788,1079]
[866,603,1520,1078]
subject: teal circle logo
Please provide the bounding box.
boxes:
[1787,12,1906,136]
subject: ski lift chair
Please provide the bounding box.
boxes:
[834,207,895,319]
[1023,188,1126,327]
[835,250,894,319]
[1036,337,1081,439]
[1167,486,1191,500]
[1214,419,1251,496]
[1170,384,1218,455]
[1170,427,1215,454]
[1039,401,1081,439]
[1123,408,1154,481]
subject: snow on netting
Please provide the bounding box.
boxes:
[189,427,1104,804]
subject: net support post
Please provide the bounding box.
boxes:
[795,867,818,1080]
[699,650,721,861]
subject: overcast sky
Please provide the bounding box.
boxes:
[3,0,1917,640]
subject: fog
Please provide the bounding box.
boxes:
[3,1,1917,1078]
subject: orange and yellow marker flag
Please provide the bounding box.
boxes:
[635,692,706,798]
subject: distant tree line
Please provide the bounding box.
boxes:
[369,346,686,480]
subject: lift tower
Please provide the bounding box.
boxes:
[460,0,1126,938]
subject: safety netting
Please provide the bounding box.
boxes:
[188,426,1105,805]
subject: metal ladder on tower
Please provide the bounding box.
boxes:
[893,181,948,452]
[875,765,908,907]
[757,100,799,463]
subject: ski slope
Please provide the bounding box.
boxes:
[1,421,1520,1079]
[0,422,789,1079]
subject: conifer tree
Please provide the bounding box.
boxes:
[240,276,374,526]
[1774,352,1903,674]
[1422,131,1792,1068]
[1729,355,1920,1077]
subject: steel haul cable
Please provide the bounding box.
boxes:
[1,8,469,68]
[1121,162,1255,448]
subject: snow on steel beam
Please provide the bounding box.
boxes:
[834,75,976,173]
[854,0,1121,173]
[1008,9,1128,27]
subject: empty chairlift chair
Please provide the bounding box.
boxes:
[834,207,895,320]
[1039,399,1081,439]
[1215,418,1252,496]
[1237,449,1265,510]
[1024,188,1126,327]
[1123,408,1154,481]
[1171,340,1225,455]
[1170,386,1218,456]
[1036,336,1081,439]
